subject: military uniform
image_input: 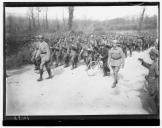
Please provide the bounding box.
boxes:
[109,42,125,88]
[139,48,159,113]
[36,37,52,81]
[63,46,70,68]
[86,48,93,69]
[109,46,124,67]
[80,47,88,65]
[70,45,78,69]
[54,46,60,67]
[100,45,110,76]
[142,60,159,96]
[31,40,41,70]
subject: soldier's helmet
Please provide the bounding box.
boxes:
[113,40,118,44]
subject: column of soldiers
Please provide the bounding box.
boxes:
[30,31,159,113]
[31,32,158,85]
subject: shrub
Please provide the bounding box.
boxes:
[6,44,32,69]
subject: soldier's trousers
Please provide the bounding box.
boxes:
[72,55,78,68]
[40,57,51,71]
[55,55,60,67]
[83,56,87,64]
[102,59,110,75]
[128,47,132,56]
[34,57,41,70]
[147,78,158,96]
[64,54,70,67]
[123,49,127,57]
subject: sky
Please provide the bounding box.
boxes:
[5,6,158,21]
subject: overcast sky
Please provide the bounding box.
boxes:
[6,6,158,21]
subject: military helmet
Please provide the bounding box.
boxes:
[112,40,118,44]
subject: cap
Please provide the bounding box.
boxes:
[113,40,118,43]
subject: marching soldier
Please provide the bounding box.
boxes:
[100,44,110,76]
[63,45,70,68]
[70,44,79,69]
[31,36,41,71]
[79,45,88,65]
[86,47,93,69]
[108,40,125,88]
[138,48,159,113]
[36,35,52,81]
[54,44,60,67]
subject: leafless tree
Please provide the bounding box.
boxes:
[26,11,32,31]
[28,7,36,29]
[138,8,145,32]
[45,7,48,30]
[68,6,74,30]
[36,7,42,29]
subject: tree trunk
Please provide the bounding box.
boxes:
[68,7,74,31]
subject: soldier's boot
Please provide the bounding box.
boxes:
[103,68,107,77]
[46,68,52,79]
[55,63,58,67]
[64,64,68,68]
[107,67,110,76]
[71,60,75,70]
[112,80,117,88]
[37,69,43,81]
[64,59,69,68]
[74,62,77,69]
[112,73,118,88]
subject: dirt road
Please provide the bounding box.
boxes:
[6,48,157,115]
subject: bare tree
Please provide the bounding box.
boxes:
[56,16,60,31]
[138,8,145,32]
[26,11,32,31]
[28,7,36,29]
[45,7,48,30]
[68,6,74,31]
[62,8,66,31]
[36,7,42,29]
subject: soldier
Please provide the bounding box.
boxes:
[54,44,60,67]
[121,39,127,57]
[86,47,94,69]
[138,48,159,113]
[70,44,79,69]
[100,44,110,76]
[154,38,159,50]
[127,38,133,56]
[63,45,70,68]
[36,35,52,81]
[79,45,88,65]
[108,40,125,88]
[31,36,41,71]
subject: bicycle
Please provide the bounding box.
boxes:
[87,55,103,76]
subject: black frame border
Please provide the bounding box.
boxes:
[3,1,160,126]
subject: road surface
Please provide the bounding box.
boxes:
[6,48,157,115]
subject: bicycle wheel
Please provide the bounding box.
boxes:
[87,61,98,76]
[89,61,98,69]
